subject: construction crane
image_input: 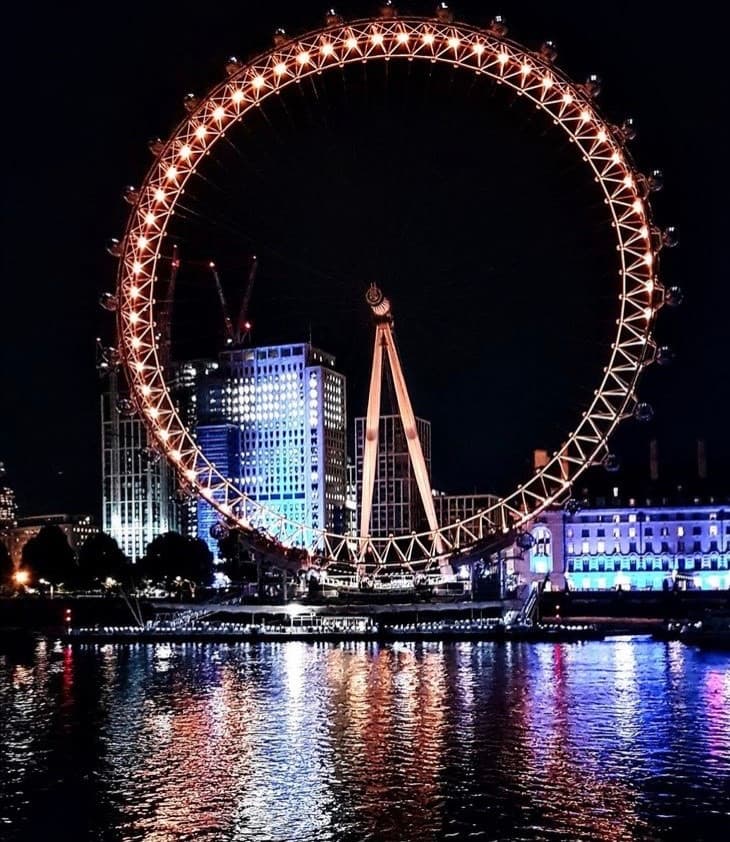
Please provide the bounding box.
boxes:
[235,255,258,345]
[158,244,181,370]
[209,260,236,345]
[209,255,258,347]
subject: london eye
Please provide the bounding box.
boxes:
[108,7,672,576]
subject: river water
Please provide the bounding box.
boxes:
[0,637,728,841]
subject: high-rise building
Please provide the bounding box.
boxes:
[196,342,347,554]
[355,414,432,538]
[433,492,500,529]
[101,371,178,563]
[0,462,17,530]
[168,359,219,539]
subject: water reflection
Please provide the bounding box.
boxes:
[1,638,728,841]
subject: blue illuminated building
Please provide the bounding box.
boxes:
[195,342,347,556]
[520,499,730,591]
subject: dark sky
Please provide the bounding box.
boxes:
[2,0,728,518]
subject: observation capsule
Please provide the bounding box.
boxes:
[183,93,200,113]
[662,226,679,248]
[617,117,636,141]
[225,56,242,76]
[273,27,287,46]
[116,397,135,417]
[99,292,117,312]
[582,73,601,97]
[436,3,454,24]
[648,169,664,192]
[210,522,230,541]
[487,15,508,36]
[379,1,397,19]
[634,402,654,422]
[515,531,535,550]
[538,40,557,63]
[656,345,675,366]
[148,137,165,156]
[603,453,621,473]
[565,498,581,515]
[665,286,684,307]
[106,238,123,258]
[325,8,343,26]
[123,185,139,206]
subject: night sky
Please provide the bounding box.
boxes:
[3,0,728,519]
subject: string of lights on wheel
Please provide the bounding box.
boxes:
[104,5,681,574]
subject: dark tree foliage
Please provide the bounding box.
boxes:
[0,541,13,586]
[21,525,76,585]
[141,532,214,587]
[76,532,130,588]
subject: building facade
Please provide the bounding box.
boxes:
[7,514,98,569]
[515,500,730,591]
[0,462,17,531]
[196,342,347,554]
[101,371,178,563]
[433,492,500,529]
[355,414,432,538]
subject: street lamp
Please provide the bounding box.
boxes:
[39,578,55,599]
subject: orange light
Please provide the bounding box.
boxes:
[297,51,310,65]
[166,165,178,180]
[397,32,409,44]
[194,125,207,139]
[580,109,591,122]
[145,212,156,225]
[137,236,148,249]
[252,74,265,89]
[448,37,460,49]
[148,406,159,419]
[131,337,141,349]
[472,43,485,56]
[130,286,140,298]
[345,37,358,50]
[371,33,384,46]
[132,261,142,275]
[170,449,182,462]
[542,76,553,88]
[562,92,573,105]
[14,570,29,586]
[321,42,334,56]
[274,62,287,76]
[179,144,191,159]
[643,253,653,266]
[497,51,509,64]
[521,62,531,74]
[212,106,225,121]
[597,129,607,142]
[142,384,151,396]
[422,33,435,46]
[231,89,245,103]
[154,188,166,202]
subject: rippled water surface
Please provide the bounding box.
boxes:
[1,638,728,841]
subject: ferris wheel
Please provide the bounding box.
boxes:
[108,6,677,575]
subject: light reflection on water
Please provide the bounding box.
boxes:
[0,638,728,841]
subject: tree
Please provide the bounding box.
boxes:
[141,532,214,592]
[76,532,129,589]
[21,525,76,586]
